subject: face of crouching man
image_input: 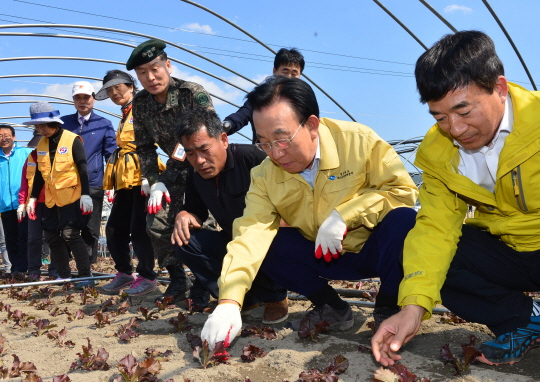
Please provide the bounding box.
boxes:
[177,109,228,180]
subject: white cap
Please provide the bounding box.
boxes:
[72,81,95,97]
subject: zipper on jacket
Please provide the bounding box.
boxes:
[511,167,528,211]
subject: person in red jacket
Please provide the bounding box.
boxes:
[17,130,58,279]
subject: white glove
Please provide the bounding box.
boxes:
[105,189,115,203]
[141,178,150,197]
[201,303,242,350]
[147,182,171,214]
[17,204,27,222]
[80,195,93,215]
[26,198,37,220]
[315,209,347,262]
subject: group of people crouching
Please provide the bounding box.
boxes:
[6,29,540,368]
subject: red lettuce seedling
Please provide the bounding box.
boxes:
[37,287,53,298]
[241,344,267,362]
[358,344,372,353]
[48,307,60,318]
[138,306,159,321]
[115,317,140,342]
[144,349,173,362]
[114,354,161,382]
[93,309,114,328]
[32,319,57,337]
[193,339,229,369]
[298,354,349,382]
[12,310,36,328]
[7,354,38,378]
[372,364,431,382]
[117,301,130,315]
[46,327,75,347]
[155,296,174,311]
[70,338,110,371]
[440,335,481,375]
[35,299,53,311]
[98,298,115,312]
[240,325,277,340]
[168,312,191,333]
[186,333,202,350]
[298,318,330,342]
[0,334,7,354]
[63,294,75,303]
[441,312,467,324]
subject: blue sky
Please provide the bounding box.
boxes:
[1,0,539,147]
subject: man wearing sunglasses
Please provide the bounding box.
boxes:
[201,76,419,350]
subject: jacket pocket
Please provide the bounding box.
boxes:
[54,156,73,172]
[55,173,78,189]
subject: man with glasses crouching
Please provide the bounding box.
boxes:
[201,76,418,349]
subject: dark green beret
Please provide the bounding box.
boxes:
[126,39,166,71]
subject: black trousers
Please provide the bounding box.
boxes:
[441,224,540,336]
[27,202,57,276]
[106,186,156,280]
[175,229,287,306]
[0,209,28,273]
[42,201,91,278]
[81,187,104,264]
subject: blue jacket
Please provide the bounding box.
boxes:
[61,111,117,188]
[224,100,256,143]
[0,142,32,213]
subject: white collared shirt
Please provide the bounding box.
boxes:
[78,112,91,125]
[456,96,513,193]
[299,137,320,188]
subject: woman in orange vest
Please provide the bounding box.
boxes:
[22,101,94,288]
[17,129,58,280]
[96,70,158,296]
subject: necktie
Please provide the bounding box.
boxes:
[79,116,85,134]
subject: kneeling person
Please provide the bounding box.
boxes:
[201,77,419,349]
[172,108,288,323]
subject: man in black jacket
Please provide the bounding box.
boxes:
[172,108,288,324]
[222,48,304,143]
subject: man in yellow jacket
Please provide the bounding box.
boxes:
[201,76,418,349]
[372,31,540,366]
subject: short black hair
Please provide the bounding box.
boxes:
[104,69,139,93]
[159,51,168,62]
[0,124,15,136]
[274,48,305,73]
[415,30,504,103]
[247,76,319,124]
[177,108,223,142]
[46,122,62,129]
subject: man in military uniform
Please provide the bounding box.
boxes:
[126,39,215,302]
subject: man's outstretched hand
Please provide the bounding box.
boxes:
[371,304,425,366]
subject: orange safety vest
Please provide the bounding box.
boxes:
[36,130,82,208]
[25,152,37,204]
[103,109,165,191]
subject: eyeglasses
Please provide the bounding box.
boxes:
[0,134,13,140]
[255,124,303,153]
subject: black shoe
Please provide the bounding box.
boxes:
[155,271,192,305]
[188,279,210,312]
[373,307,401,332]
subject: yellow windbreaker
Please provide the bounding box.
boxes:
[103,109,164,191]
[399,82,540,320]
[218,118,418,305]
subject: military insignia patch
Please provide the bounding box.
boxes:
[195,92,210,106]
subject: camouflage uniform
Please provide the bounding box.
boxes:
[133,77,214,267]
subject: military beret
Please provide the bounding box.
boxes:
[126,39,166,71]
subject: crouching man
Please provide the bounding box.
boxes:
[201,76,418,349]
[372,30,540,367]
[172,108,288,323]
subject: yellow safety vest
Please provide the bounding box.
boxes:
[103,109,165,191]
[25,152,37,204]
[36,130,82,208]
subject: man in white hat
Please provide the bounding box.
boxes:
[61,81,117,264]
[0,123,32,276]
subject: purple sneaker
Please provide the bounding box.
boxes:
[102,272,135,294]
